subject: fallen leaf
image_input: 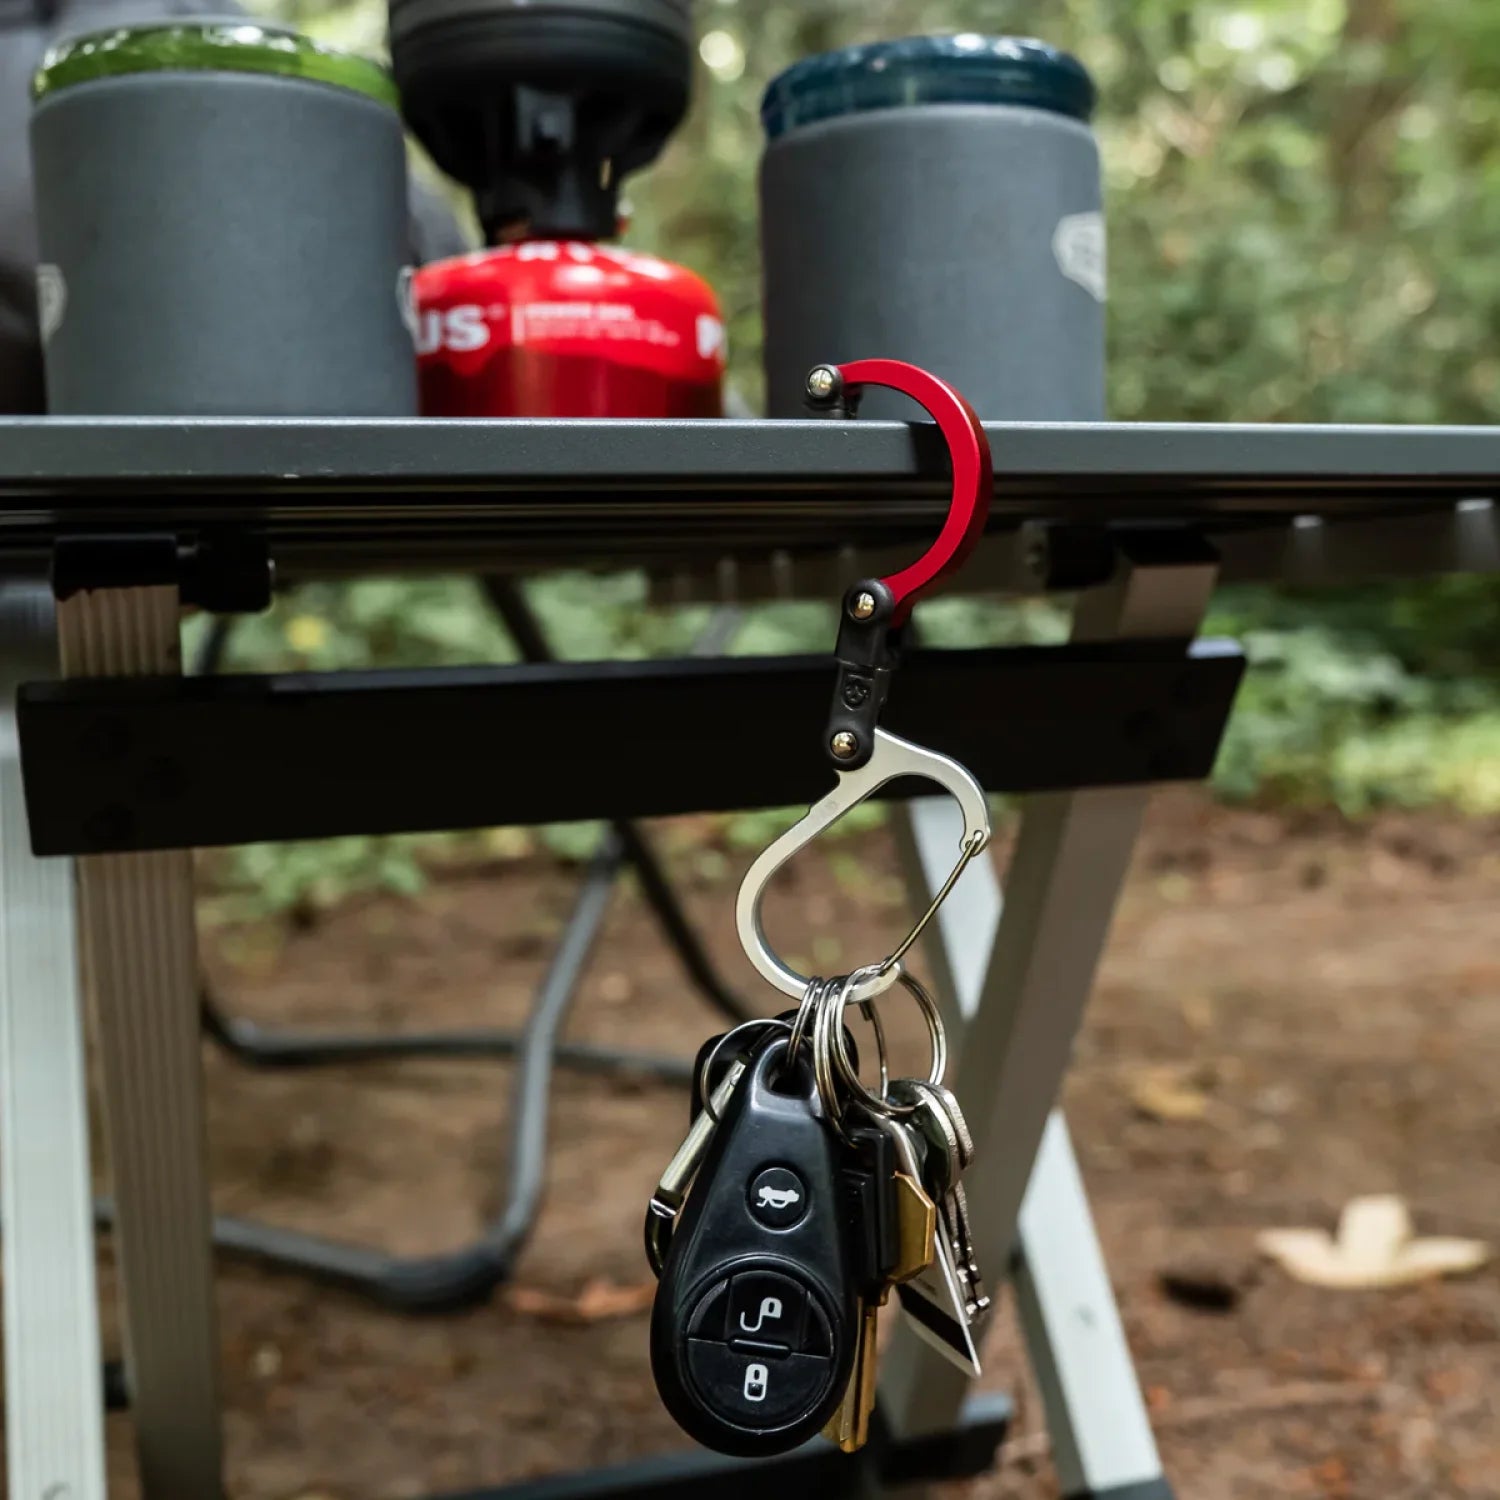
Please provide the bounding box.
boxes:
[504,1277,657,1325]
[1258,1195,1491,1289]
[1129,1064,1211,1122]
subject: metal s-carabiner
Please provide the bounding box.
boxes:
[735,357,995,1003]
[735,727,989,1002]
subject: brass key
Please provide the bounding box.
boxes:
[822,1298,879,1452]
[823,1119,938,1452]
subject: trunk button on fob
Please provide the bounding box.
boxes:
[747,1166,807,1228]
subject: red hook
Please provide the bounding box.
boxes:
[835,358,992,623]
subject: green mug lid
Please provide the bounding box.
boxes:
[33,19,398,108]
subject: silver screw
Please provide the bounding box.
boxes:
[806,365,839,400]
[830,731,859,760]
[850,591,876,621]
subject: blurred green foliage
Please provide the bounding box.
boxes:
[219,0,1500,909]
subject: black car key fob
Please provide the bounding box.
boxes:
[650,1035,857,1456]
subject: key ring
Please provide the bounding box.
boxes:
[809,964,896,1138]
[825,968,946,1120]
[811,973,855,1138]
[734,358,993,1003]
[833,965,891,1117]
[784,974,830,1075]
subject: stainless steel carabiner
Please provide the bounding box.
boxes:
[734,726,990,1002]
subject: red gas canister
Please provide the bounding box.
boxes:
[413,241,725,418]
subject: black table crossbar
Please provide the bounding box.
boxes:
[19,638,1243,854]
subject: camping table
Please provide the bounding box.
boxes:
[3,416,1498,1500]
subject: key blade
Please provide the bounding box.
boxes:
[850,1302,879,1451]
[821,1302,878,1453]
[941,1182,990,1314]
[894,1232,982,1378]
[821,1388,856,1450]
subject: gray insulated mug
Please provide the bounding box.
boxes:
[30,21,418,415]
[760,35,1103,421]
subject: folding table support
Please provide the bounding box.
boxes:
[1014,1114,1171,1500]
[57,583,222,1500]
[889,800,1165,1498]
[0,581,106,1500]
[880,541,1218,1499]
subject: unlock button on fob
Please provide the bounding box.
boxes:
[727,1272,804,1347]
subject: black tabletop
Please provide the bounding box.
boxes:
[0,417,1495,577]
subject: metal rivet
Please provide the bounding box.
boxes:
[806,365,839,400]
[830,731,858,760]
[850,591,876,621]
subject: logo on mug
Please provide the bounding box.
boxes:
[1052,212,1107,303]
[396,266,419,343]
[36,264,66,344]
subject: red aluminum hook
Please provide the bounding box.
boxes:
[836,357,992,623]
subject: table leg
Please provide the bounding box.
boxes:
[0,581,106,1500]
[1012,1112,1170,1498]
[58,584,222,1500]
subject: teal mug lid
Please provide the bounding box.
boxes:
[762,34,1094,140]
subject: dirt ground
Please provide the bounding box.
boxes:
[78,791,1500,1498]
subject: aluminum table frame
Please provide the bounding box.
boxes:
[4,416,1500,1500]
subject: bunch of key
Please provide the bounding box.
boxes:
[644,966,989,1457]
